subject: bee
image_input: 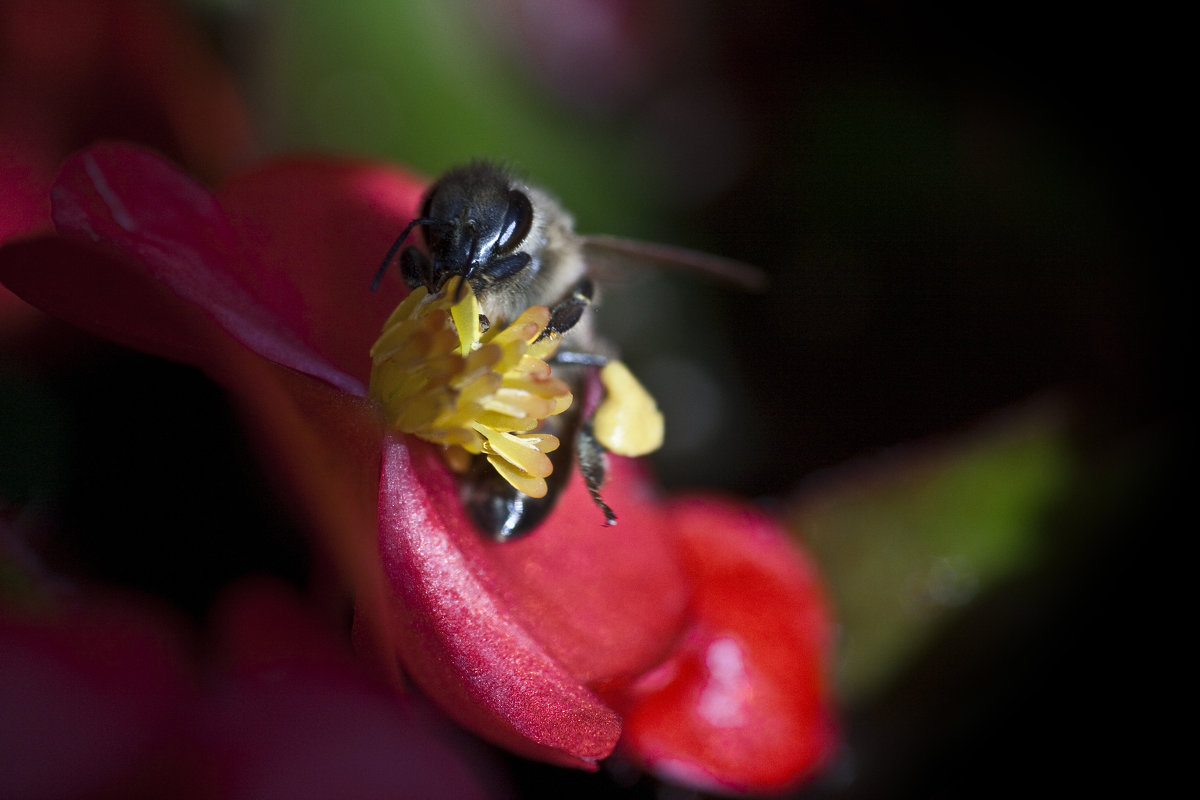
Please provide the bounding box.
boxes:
[373,160,763,540]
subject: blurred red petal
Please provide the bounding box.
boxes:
[217,157,427,385]
[0,601,194,799]
[199,579,505,800]
[4,231,390,667]
[1,0,253,250]
[612,498,838,794]
[0,0,252,183]
[376,436,625,768]
[0,135,53,243]
[0,285,44,345]
[218,361,392,678]
[0,235,252,376]
[45,142,357,393]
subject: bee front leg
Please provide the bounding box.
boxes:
[399,246,435,289]
[542,277,609,365]
[539,278,594,339]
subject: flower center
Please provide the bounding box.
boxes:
[368,278,573,498]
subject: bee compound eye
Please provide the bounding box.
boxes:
[496,190,533,254]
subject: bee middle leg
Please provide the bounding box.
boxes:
[540,277,616,525]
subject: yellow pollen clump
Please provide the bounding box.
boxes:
[368,277,573,498]
[592,360,664,457]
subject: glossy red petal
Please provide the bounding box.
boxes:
[612,498,839,794]
[377,436,623,768]
[46,141,357,393]
[482,459,689,686]
[217,157,427,387]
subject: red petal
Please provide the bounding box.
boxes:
[0,600,193,799]
[45,141,357,393]
[482,459,690,686]
[0,0,252,185]
[199,579,504,800]
[611,498,839,794]
[217,157,427,386]
[376,436,626,768]
[1,234,252,377]
[215,359,391,673]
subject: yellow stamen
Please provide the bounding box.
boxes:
[368,277,573,497]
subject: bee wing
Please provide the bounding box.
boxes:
[580,234,768,292]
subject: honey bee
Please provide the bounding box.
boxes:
[373,160,762,540]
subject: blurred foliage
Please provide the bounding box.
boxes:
[241,0,658,234]
[789,399,1077,701]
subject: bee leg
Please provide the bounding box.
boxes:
[576,421,616,527]
[538,278,595,340]
[551,351,608,367]
[541,277,607,364]
[543,277,616,524]
[399,246,434,289]
[463,277,621,539]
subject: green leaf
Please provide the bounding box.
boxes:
[789,398,1076,700]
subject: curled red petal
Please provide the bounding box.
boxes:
[376,436,622,768]
[47,141,358,394]
[482,457,689,686]
[610,498,839,794]
[218,157,427,387]
[0,234,254,378]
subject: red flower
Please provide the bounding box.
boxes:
[1,0,251,344]
[0,142,836,791]
[0,0,250,241]
[605,499,838,793]
[0,573,503,799]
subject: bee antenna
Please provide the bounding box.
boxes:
[371,217,442,291]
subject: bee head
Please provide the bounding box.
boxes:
[416,162,536,293]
